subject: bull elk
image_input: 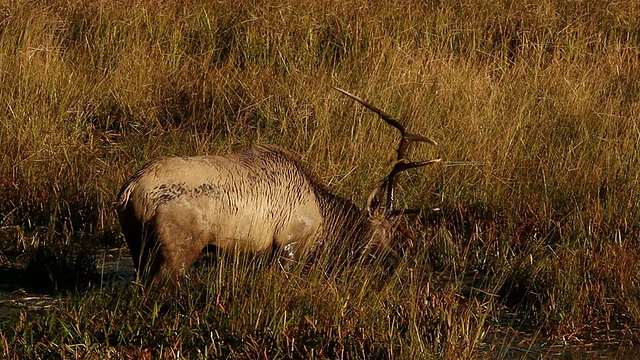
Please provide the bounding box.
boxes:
[116,88,441,288]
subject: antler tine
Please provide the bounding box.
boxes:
[334,87,437,165]
[333,87,405,131]
[393,159,442,172]
[383,159,441,216]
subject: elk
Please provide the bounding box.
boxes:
[116,88,440,288]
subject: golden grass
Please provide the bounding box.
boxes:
[1,0,639,357]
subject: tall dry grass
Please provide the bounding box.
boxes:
[1,0,639,357]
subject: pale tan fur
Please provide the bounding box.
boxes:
[117,145,381,288]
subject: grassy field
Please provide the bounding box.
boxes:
[1,0,639,358]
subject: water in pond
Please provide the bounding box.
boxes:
[0,248,135,315]
[0,249,637,358]
[478,323,640,359]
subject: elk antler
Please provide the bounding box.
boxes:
[335,87,441,217]
[383,158,441,216]
[333,87,437,151]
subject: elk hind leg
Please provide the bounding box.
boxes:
[147,214,204,289]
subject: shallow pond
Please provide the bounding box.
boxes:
[0,248,135,315]
[478,324,640,359]
[0,248,637,358]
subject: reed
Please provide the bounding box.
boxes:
[1,0,638,357]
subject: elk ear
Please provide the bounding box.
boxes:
[366,187,384,217]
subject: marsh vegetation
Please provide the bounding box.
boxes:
[1,0,639,358]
